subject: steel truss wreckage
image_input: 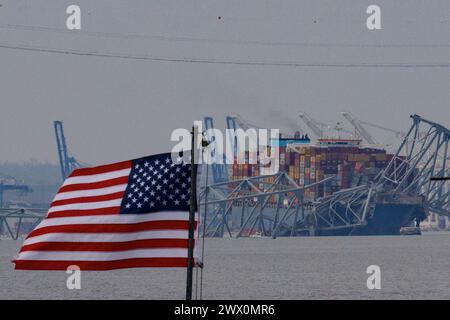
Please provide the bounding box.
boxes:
[199,115,450,237]
[1,115,448,239]
[0,208,47,240]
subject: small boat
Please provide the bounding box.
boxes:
[400,227,422,235]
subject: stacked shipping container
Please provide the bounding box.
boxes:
[230,144,393,201]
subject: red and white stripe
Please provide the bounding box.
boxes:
[13,160,198,270]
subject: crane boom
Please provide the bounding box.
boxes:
[298,112,324,137]
[203,117,228,183]
[227,114,260,154]
[340,111,377,144]
[226,116,239,156]
[359,120,404,137]
[54,121,82,181]
[229,113,264,130]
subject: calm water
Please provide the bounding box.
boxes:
[1,233,449,299]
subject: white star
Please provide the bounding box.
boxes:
[137,203,142,208]
[144,162,149,167]
[174,200,180,205]
[162,200,167,205]
[125,203,131,208]
[150,202,155,207]
[150,191,155,196]
[155,160,160,165]
[144,197,149,202]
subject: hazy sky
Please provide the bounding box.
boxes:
[0,0,449,165]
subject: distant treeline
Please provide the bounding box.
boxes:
[0,159,60,185]
[0,160,60,206]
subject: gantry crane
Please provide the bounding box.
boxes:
[358,118,404,138]
[298,112,324,137]
[0,174,32,208]
[226,114,261,155]
[340,111,405,146]
[54,121,83,181]
[203,117,228,183]
[340,111,377,145]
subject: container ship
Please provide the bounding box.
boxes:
[231,135,390,200]
[229,134,425,235]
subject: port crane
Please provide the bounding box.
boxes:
[358,120,404,139]
[0,175,31,208]
[340,111,377,145]
[298,112,324,138]
[226,113,261,157]
[227,112,303,144]
[54,121,83,181]
[226,116,239,156]
[203,117,228,183]
[340,111,409,153]
[299,112,354,138]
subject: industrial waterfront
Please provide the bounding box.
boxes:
[1,233,449,299]
[2,113,450,240]
[1,1,450,304]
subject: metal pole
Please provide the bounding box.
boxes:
[186,125,197,300]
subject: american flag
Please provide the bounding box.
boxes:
[13,153,198,270]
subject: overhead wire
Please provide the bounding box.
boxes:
[1,42,450,68]
[2,23,450,67]
[2,23,450,49]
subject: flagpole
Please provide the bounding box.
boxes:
[186,125,197,300]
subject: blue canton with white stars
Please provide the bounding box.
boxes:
[120,153,192,214]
